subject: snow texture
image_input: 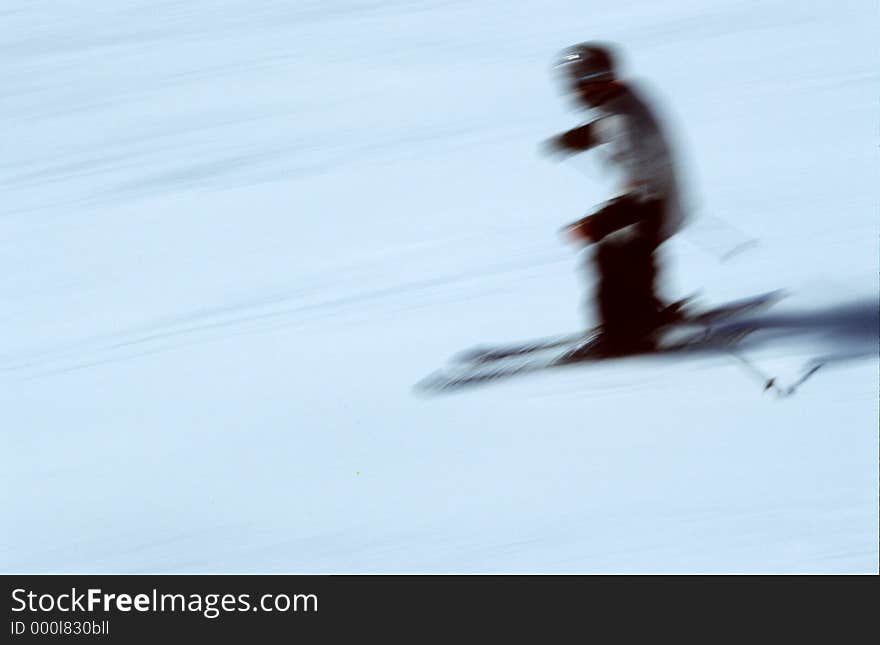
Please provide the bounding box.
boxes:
[2,0,877,573]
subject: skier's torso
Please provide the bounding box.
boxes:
[589,84,684,240]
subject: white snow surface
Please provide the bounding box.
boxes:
[2,0,877,573]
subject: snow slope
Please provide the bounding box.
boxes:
[2,0,877,572]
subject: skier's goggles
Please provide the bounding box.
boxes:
[571,71,614,86]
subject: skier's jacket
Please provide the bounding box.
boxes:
[556,82,685,243]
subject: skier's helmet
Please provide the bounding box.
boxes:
[553,42,617,87]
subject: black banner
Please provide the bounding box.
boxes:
[3,575,877,641]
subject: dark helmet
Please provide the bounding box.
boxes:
[553,42,617,86]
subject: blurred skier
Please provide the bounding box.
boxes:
[545,42,686,357]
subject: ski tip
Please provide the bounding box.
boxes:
[412,372,455,396]
[412,375,440,395]
[752,288,789,311]
[451,346,491,363]
[719,239,760,262]
[737,288,788,306]
[770,288,789,302]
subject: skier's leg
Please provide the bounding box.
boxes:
[594,241,628,339]
[639,198,668,327]
[597,242,657,347]
[628,241,661,338]
[591,198,665,352]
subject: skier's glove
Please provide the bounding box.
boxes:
[541,136,574,159]
[540,124,596,159]
[561,216,596,244]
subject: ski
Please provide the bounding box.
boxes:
[415,324,756,394]
[452,290,784,366]
[452,330,596,364]
[683,289,785,325]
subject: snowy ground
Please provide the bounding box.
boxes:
[2,0,877,573]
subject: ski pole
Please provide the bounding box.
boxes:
[560,157,761,263]
[725,349,785,396]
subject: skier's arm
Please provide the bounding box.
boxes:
[543,123,598,157]
[565,195,660,243]
[588,199,648,240]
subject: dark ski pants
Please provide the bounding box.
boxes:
[590,197,665,348]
